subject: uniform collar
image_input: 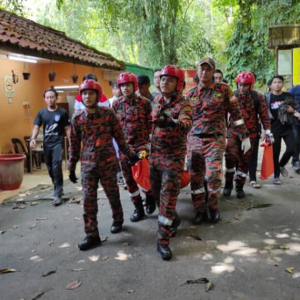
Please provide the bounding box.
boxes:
[83,106,101,117]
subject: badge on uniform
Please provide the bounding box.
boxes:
[54,115,61,122]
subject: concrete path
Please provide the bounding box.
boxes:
[0,166,299,300]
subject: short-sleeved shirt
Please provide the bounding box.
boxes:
[270,92,293,134]
[34,107,70,148]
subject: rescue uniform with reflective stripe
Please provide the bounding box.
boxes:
[112,95,152,204]
[68,107,134,237]
[187,83,248,212]
[225,91,271,186]
[150,94,192,245]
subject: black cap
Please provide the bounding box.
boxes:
[137,74,150,85]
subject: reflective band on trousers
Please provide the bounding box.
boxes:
[129,190,140,197]
[233,119,245,126]
[237,170,247,178]
[192,188,205,194]
[207,186,221,194]
[226,168,235,173]
[158,215,173,226]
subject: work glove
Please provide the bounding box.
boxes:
[128,154,140,166]
[155,112,176,128]
[137,149,149,159]
[68,170,78,184]
[265,130,274,145]
[241,137,251,154]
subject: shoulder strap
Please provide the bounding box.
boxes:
[251,91,260,114]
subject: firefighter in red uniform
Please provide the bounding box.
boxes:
[112,72,155,222]
[223,71,272,198]
[150,65,192,260]
[68,80,138,251]
[187,58,249,225]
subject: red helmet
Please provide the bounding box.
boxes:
[117,72,138,91]
[236,71,256,90]
[160,65,185,91]
[80,79,102,100]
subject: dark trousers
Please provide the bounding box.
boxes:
[249,134,260,182]
[44,143,63,197]
[273,132,295,178]
[292,125,300,165]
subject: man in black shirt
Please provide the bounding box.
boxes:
[30,88,70,205]
[265,76,296,185]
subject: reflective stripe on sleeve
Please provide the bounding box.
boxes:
[129,190,140,197]
[236,170,247,178]
[233,119,245,126]
[191,188,206,194]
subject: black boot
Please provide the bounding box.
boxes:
[223,179,233,197]
[157,243,172,261]
[210,209,221,223]
[236,183,245,199]
[145,194,156,214]
[110,221,123,234]
[78,235,101,251]
[194,211,207,225]
[130,202,145,222]
[170,214,181,238]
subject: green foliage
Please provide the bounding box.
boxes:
[4,0,300,84]
[0,0,27,15]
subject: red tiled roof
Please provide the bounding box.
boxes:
[0,9,125,70]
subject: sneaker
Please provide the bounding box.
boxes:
[280,167,288,177]
[250,181,261,189]
[273,178,282,185]
[292,162,300,174]
[52,197,62,206]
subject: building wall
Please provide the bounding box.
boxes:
[0,57,113,154]
[293,48,300,85]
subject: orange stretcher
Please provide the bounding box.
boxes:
[260,142,274,180]
[131,158,190,190]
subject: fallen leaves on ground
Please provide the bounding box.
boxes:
[101,256,109,261]
[12,205,26,210]
[127,289,135,293]
[0,230,5,234]
[279,245,290,250]
[42,270,56,277]
[247,203,272,211]
[31,201,41,206]
[66,280,81,290]
[0,268,16,274]
[181,277,212,292]
[190,233,202,241]
[30,223,37,229]
[71,268,87,272]
[286,267,294,274]
[69,197,81,204]
[31,291,45,300]
[89,255,100,262]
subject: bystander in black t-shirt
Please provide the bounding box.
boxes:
[270,92,293,135]
[34,107,70,148]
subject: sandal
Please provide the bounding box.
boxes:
[250,181,261,189]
